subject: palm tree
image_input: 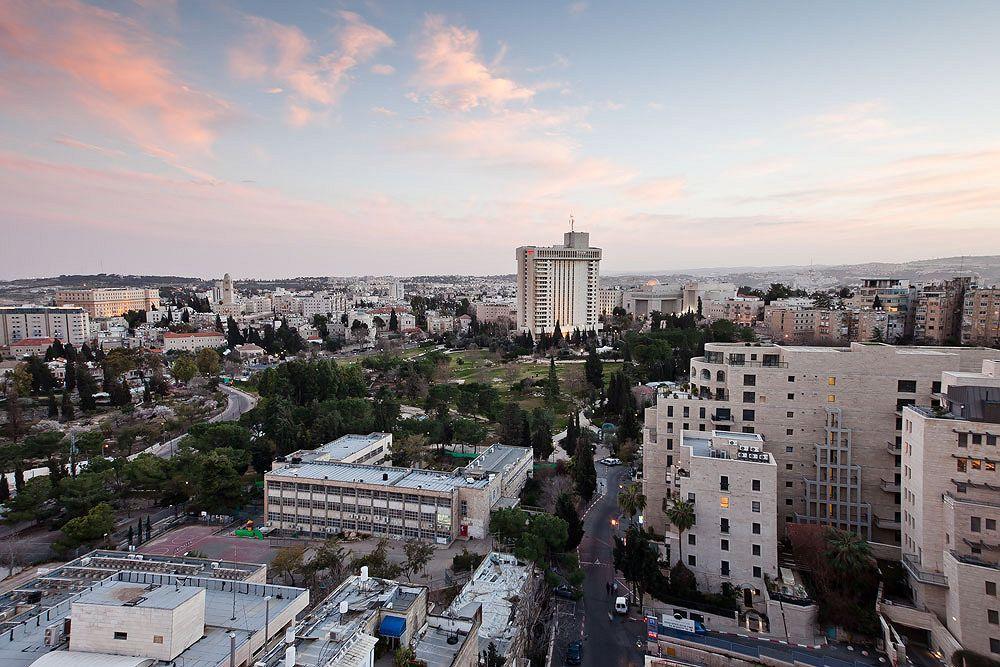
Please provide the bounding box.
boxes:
[665,498,696,564]
[618,483,647,522]
[825,529,872,575]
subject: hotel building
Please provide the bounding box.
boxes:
[516,230,601,334]
[55,287,160,319]
[0,306,90,347]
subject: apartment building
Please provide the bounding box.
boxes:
[0,306,90,347]
[474,301,515,324]
[8,337,57,358]
[668,431,778,595]
[598,287,625,317]
[763,306,848,345]
[705,296,764,326]
[265,444,531,543]
[962,286,1000,347]
[55,287,160,318]
[847,278,916,340]
[516,230,601,334]
[642,341,999,553]
[913,277,972,345]
[887,360,1000,662]
[162,331,226,352]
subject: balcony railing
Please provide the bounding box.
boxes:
[886,441,902,456]
[874,516,902,531]
[711,413,734,423]
[879,479,901,493]
[902,554,948,587]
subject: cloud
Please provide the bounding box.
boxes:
[647,101,664,111]
[53,136,127,158]
[625,177,686,203]
[0,0,234,156]
[526,53,571,73]
[802,100,922,143]
[604,100,624,111]
[412,15,534,111]
[568,2,589,15]
[372,106,397,116]
[726,157,796,179]
[370,63,395,75]
[230,10,392,123]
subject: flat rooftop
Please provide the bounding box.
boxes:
[467,444,531,475]
[303,432,390,462]
[446,553,532,657]
[74,581,201,610]
[268,461,489,493]
[414,616,477,667]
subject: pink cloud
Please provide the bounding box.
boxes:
[802,100,923,143]
[230,10,392,123]
[0,0,233,154]
[371,63,396,75]
[413,15,534,111]
[625,177,686,202]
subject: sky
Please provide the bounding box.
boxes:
[1,0,999,279]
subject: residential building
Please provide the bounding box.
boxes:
[265,442,530,543]
[913,277,972,344]
[8,337,57,358]
[849,308,893,343]
[0,549,307,667]
[846,278,916,340]
[516,229,601,334]
[763,305,848,344]
[55,288,160,318]
[705,296,764,326]
[234,342,266,361]
[0,306,90,347]
[962,286,1000,347]
[642,341,998,553]
[474,301,515,325]
[244,294,273,314]
[162,331,225,352]
[885,360,1000,663]
[667,431,778,596]
[598,287,624,317]
[425,310,455,334]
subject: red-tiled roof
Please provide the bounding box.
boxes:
[163,331,225,338]
[11,337,56,346]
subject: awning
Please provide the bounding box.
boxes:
[379,615,406,638]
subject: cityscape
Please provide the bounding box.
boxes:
[1,3,1000,667]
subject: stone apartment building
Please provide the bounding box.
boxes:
[668,431,779,597]
[642,341,999,554]
[962,286,1000,347]
[0,306,90,347]
[55,287,160,318]
[913,277,973,345]
[885,359,1000,662]
[762,306,849,344]
[705,297,764,327]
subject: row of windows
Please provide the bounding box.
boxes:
[267,512,451,535]
[269,482,451,506]
[685,555,763,579]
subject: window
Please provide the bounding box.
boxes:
[752,479,761,492]
[688,533,696,545]
[990,610,999,625]
[787,392,795,400]
[743,409,756,421]
[153,636,164,644]
[786,463,794,470]
[960,433,969,447]
[897,380,917,393]
[974,434,984,445]
[721,518,730,533]
[743,391,756,403]
[688,492,696,503]
[460,500,468,517]
[788,375,795,382]
[989,519,997,531]
[752,544,761,556]
[721,539,729,551]
[752,522,761,535]
[785,498,793,505]
[828,376,836,386]
[744,374,756,386]
[786,411,794,418]
[114,632,128,641]
[753,566,762,578]
[992,638,1000,654]
[688,555,696,567]
[720,496,730,509]
[827,394,836,403]
[989,581,998,596]
[785,446,794,453]
[786,428,794,436]
[751,501,761,513]
[973,517,982,533]
[720,475,730,491]
[958,458,968,472]
[721,561,730,577]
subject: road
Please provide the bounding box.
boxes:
[150,384,257,458]
[553,449,645,667]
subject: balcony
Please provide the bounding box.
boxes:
[874,515,902,531]
[711,412,734,425]
[886,441,901,456]
[880,478,901,493]
[902,554,948,587]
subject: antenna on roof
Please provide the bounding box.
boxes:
[569,214,575,232]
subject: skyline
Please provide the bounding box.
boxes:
[2,0,1000,278]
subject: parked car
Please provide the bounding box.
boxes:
[614,596,628,614]
[566,640,583,665]
[553,584,577,600]
[600,457,622,466]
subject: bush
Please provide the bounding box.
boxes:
[452,548,485,573]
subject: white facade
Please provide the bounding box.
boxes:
[516,230,601,334]
[0,306,90,347]
[55,288,160,319]
[162,331,225,352]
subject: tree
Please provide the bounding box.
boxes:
[3,388,25,444]
[572,434,596,502]
[226,316,245,347]
[61,390,75,421]
[825,528,873,575]
[196,348,221,376]
[555,492,584,550]
[350,538,402,579]
[388,309,399,332]
[529,408,554,460]
[127,525,134,546]
[304,536,350,591]
[613,525,660,602]
[618,483,646,522]
[403,538,435,581]
[0,477,9,503]
[59,502,115,549]
[171,355,198,384]
[47,391,59,418]
[499,402,524,446]
[584,346,603,392]
[76,365,98,411]
[272,546,306,585]
[665,498,696,563]
[394,646,418,667]
[545,357,559,405]
[481,643,504,667]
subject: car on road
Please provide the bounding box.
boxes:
[565,640,583,665]
[614,596,629,614]
[600,457,622,466]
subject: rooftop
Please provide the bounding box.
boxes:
[74,580,201,610]
[414,615,478,667]
[297,432,391,463]
[163,331,225,338]
[268,460,490,493]
[10,337,56,346]
[466,444,531,476]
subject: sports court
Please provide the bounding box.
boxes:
[138,524,276,564]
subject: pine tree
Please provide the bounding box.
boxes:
[584,346,603,391]
[215,314,224,332]
[127,525,134,546]
[572,432,597,502]
[389,309,399,332]
[529,408,553,460]
[0,477,9,503]
[145,516,152,541]
[61,391,75,421]
[64,359,76,391]
[47,391,59,418]
[555,492,585,549]
[552,321,562,344]
[519,412,532,451]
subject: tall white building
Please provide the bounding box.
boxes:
[0,306,90,347]
[516,229,601,334]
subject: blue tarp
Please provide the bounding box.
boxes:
[379,615,406,638]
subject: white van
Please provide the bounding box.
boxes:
[614,596,628,614]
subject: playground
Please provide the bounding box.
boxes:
[138,523,276,565]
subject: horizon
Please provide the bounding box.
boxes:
[2,1,1000,277]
